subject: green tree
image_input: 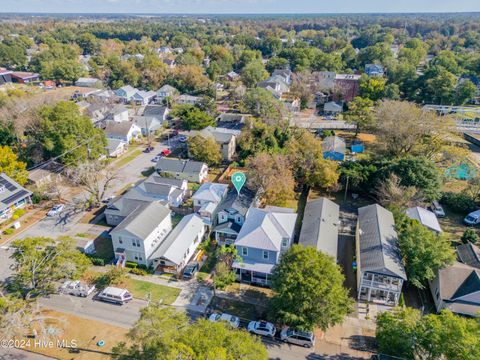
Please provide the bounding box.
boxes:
[396,213,456,289]
[113,306,268,360]
[173,105,215,130]
[240,88,286,124]
[187,135,222,165]
[266,57,289,73]
[417,66,457,105]
[0,145,28,185]
[241,60,269,88]
[9,237,90,300]
[344,96,375,136]
[455,79,477,105]
[269,245,352,331]
[359,75,386,101]
[32,101,107,166]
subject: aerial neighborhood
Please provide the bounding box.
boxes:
[0,8,480,360]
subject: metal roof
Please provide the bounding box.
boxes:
[299,198,339,258]
[357,204,407,280]
[322,136,346,154]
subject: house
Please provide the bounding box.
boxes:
[155,158,208,183]
[163,58,176,69]
[333,74,361,102]
[104,121,141,143]
[0,68,12,85]
[110,202,172,267]
[142,105,169,122]
[187,127,238,161]
[157,46,172,55]
[232,206,297,286]
[90,89,115,102]
[150,213,207,273]
[27,161,63,187]
[75,77,102,88]
[132,90,156,106]
[299,198,339,259]
[272,69,293,85]
[115,85,138,103]
[406,206,442,233]
[227,71,240,81]
[356,204,407,306]
[0,173,33,220]
[104,104,129,123]
[323,101,343,115]
[213,187,257,245]
[216,113,247,131]
[11,71,40,83]
[365,64,385,77]
[429,262,480,317]
[457,242,480,269]
[258,75,290,98]
[192,182,229,221]
[323,136,346,161]
[176,94,202,106]
[76,238,95,254]
[105,139,127,158]
[156,85,178,101]
[133,116,163,136]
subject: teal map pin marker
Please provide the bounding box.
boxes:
[231,172,246,194]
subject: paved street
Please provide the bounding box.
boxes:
[0,349,54,360]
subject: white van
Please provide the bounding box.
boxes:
[464,210,480,226]
[97,287,133,305]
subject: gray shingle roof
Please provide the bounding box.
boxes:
[192,183,228,204]
[218,187,256,217]
[357,204,407,280]
[436,261,480,302]
[105,121,136,137]
[457,243,480,269]
[155,158,206,175]
[142,105,168,119]
[299,198,339,258]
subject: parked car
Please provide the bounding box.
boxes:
[247,321,276,337]
[152,155,161,162]
[280,328,315,348]
[47,204,64,217]
[143,146,154,153]
[430,201,445,218]
[102,196,114,204]
[178,135,188,143]
[464,210,480,226]
[208,313,240,328]
[159,149,171,157]
[59,280,95,298]
[183,262,199,280]
[97,287,132,305]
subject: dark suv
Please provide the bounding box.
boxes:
[183,263,199,280]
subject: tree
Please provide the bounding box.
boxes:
[66,160,118,207]
[359,75,386,101]
[0,145,28,185]
[113,305,268,360]
[269,245,352,331]
[417,66,457,105]
[31,101,107,166]
[9,237,90,300]
[172,105,215,130]
[455,79,477,105]
[171,65,211,93]
[375,173,422,209]
[461,228,478,244]
[395,213,456,289]
[247,153,295,206]
[241,60,269,88]
[187,135,222,165]
[240,88,286,124]
[344,96,375,136]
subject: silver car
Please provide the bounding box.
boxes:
[280,328,315,348]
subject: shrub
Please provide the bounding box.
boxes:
[137,264,148,270]
[2,228,14,235]
[89,257,105,266]
[130,268,147,276]
[11,208,26,220]
[125,261,138,269]
[440,192,477,214]
[461,228,478,244]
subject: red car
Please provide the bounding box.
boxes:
[159,149,171,157]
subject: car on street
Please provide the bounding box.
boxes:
[47,204,64,217]
[59,280,95,298]
[159,149,171,157]
[183,262,199,280]
[430,201,445,218]
[97,287,133,305]
[280,328,315,348]
[247,321,276,337]
[102,196,114,204]
[464,210,480,226]
[143,146,154,153]
[209,313,240,328]
[151,155,161,162]
[178,135,188,143]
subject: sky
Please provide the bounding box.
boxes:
[2,0,480,14]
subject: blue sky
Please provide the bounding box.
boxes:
[3,0,480,14]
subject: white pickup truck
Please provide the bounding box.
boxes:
[59,280,96,298]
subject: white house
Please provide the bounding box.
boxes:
[110,202,172,267]
[155,158,208,183]
[105,139,127,158]
[176,94,202,106]
[115,85,138,103]
[104,121,141,143]
[132,90,156,106]
[192,182,229,221]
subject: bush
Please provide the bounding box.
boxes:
[461,228,478,244]
[441,192,477,214]
[137,264,148,270]
[130,268,147,276]
[2,228,14,235]
[89,257,105,266]
[125,261,138,269]
[11,208,26,220]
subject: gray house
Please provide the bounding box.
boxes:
[192,182,229,222]
[156,158,208,183]
[0,173,32,220]
[233,206,297,286]
[356,204,407,306]
[299,197,339,259]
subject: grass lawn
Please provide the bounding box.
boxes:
[224,283,273,304]
[171,213,183,227]
[114,148,143,168]
[17,309,128,360]
[123,277,181,304]
[210,296,265,321]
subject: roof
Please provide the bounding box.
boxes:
[105,121,137,138]
[106,138,126,153]
[132,116,162,130]
[435,262,480,307]
[0,173,32,212]
[299,198,339,258]
[457,243,480,269]
[111,202,170,240]
[192,183,228,204]
[143,105,168,119]
[11,71,39,80]
[235,207,297,252]
[406,207,442,233]
[116,85,137,97]
[214,221,242,234]
[357,204,407,280]
[76,77,101,85]
[157,84,177,93]
[133,90,156,100]
[149,214,205,265]
[232,259,275,274]
[335,74,361,81]
[155,158,207,176]
[323,136,346,154]
[324,101,343,112]
[178,94,201,102]
[218,187,256,217]
[216,113,246,123]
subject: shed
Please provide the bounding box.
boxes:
[323,136,346,161]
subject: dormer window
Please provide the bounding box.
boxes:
[282,238,289,247]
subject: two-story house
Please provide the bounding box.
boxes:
[356,204,407,306]
[115,85,138,103]
[187,127,238,162]
[232,206,297,287]
[213,187,257,245]
[110,202,172,267]
[156,85,178,102]
[192,182,229,223]
[104,121,141,143]
[132,90,156,106]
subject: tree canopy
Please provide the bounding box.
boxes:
[187,134,222,165]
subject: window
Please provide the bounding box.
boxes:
[242,247,248,256]
[262,251,269,260]
[282,238,288,247]
[118,236,123,244]
[132,239,137,247]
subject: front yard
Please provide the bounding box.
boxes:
[124,277,181,304]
